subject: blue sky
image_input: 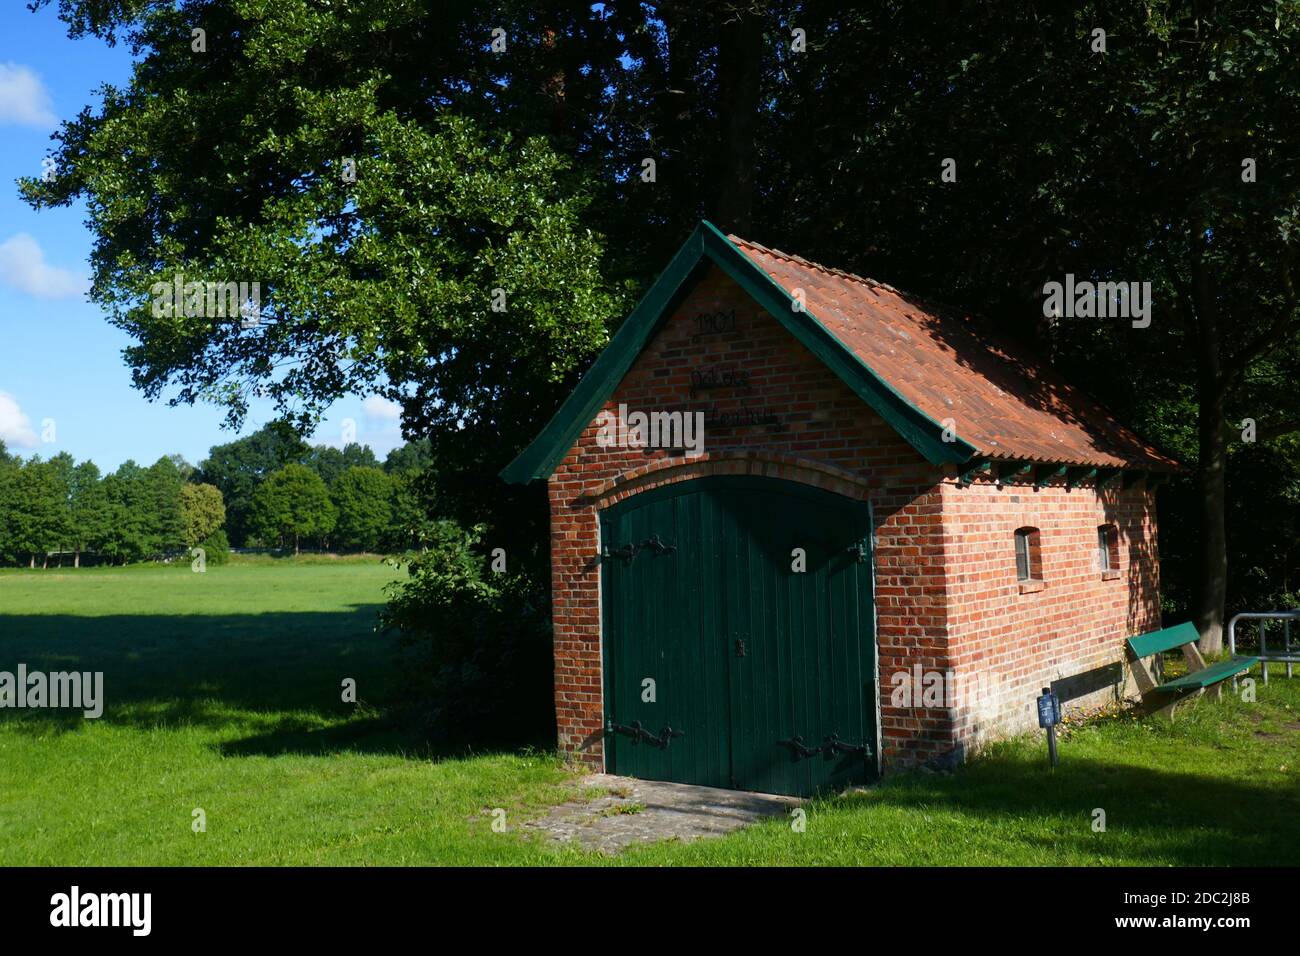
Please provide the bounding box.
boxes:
[0,6,403,471]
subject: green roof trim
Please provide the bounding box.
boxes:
[501,220,978,484]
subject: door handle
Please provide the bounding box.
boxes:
[734,637,747,658]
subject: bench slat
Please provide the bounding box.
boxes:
[1151,656,1259,693]
[1126,621,1201,658]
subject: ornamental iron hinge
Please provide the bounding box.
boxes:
[845,538,870,563]
[824,732,871,757]
[602,533,677,565]
[777,732,873,761]
[606,719,686,749]
[776,734,823,760]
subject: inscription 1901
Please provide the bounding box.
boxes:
[692,309,737,339]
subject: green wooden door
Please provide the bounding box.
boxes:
[601,476,877,796]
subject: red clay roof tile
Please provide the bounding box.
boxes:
[729,234,1178,471]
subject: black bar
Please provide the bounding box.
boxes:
[0,867,1279,944]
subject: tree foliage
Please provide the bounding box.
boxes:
[250,463,336,553]
[380,521,552,744]
[197,422,310,547]
[330,466,392,552]
[753,3,1300,650]
[305,444,379,488]
[20,0,1300,654]
[0,435,427,565]
[179,482,227,546]
[69,460,109,566]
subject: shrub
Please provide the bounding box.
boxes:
[380,521,552,747]
[198,528,230,565]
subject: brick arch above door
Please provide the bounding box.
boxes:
[571,451,874,512]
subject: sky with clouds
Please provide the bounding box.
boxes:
[0,8,405,470]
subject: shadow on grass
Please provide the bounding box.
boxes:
[820,747,1300,866]
[0,609,554,760]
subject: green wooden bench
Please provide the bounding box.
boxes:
[1125,622,1259,716]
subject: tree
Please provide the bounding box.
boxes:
[69,460,109,567]
[330,466,392,552]
[250,464,336,554]
[25,0,1300,653]
[21,9,622,471]
[100,461,155,564]
[383,439,432,476]
[305,443,379,488]
[145,456,187,554]
[755,3,1300,654]
[197,423,310,546]
[10,459,66,568]
[22,1,628,586]
[45,452,78,564]
[44,460,73,567]
[379,520,552,743]
[0,449,19,564]
[387,470,432,552]
[179,483,226,547]
[0,453,87,568]
[0,450,218,568]
[381,439,435,551]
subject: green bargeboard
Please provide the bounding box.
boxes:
[600,476,877,796]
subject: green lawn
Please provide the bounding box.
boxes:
[1,561,1298,866]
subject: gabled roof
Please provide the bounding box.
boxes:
[733,237,1179,472]
[502,221,1177,484]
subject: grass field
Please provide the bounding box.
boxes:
[2,561,1298,866]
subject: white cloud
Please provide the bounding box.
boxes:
[0,233,89,300]
[0,392,38,449]
[361,395,402,423]
[0,63,57,128]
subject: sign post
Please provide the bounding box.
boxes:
[1037,686,1062,768]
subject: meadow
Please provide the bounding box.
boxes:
[1,560,1297,866]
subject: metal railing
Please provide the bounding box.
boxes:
[1228,609,1300,685]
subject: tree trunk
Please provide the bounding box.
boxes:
[1195,388,1228,656]
[713,9,763,234]
[540,26,569,146]
[656,8,688,207]
[1191,255,1227,656]
[294,532,300,556]
[74,549,80,569]
[29,554,35,569]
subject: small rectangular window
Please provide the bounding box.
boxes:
[1098,524,1119,575]
[1015,531,1031,581]
[1015,527,1042,585]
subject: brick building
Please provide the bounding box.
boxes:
[503,221,1177,796]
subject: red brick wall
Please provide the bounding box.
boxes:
[937,479,1161,751]
[545,263,1161,774]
